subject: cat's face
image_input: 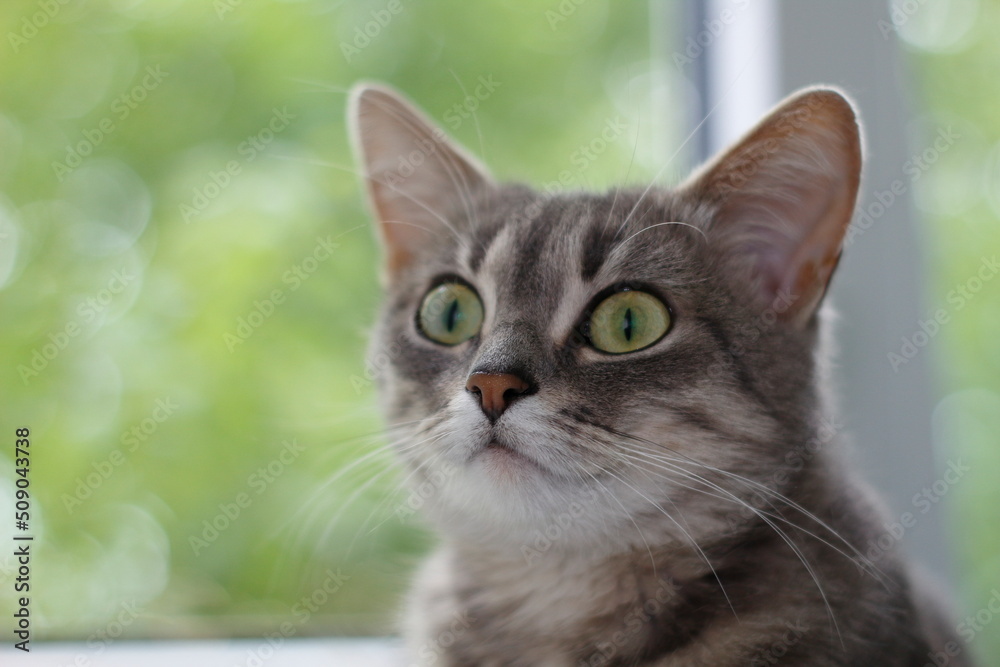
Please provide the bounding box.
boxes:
[350,84,861,552]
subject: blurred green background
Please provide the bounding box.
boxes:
[0,0,996,662]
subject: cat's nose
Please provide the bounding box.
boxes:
[466,372,532,422]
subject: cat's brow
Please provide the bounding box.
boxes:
[506,201,561,291]
[579,215,619,281]
[466,218,507,274]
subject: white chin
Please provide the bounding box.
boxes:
[472,444,548,483]
[417,462,597,546]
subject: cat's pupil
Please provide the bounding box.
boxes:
[623,308,633,341]
[446,299,460,332]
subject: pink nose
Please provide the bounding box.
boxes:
[466,372,531,422]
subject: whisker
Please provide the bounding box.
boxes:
[363,92,487,256]
[614,59,752,241]
[288,78,350,95]
[448,69,488,167]
[269,151,469,250]
[598,467,738,619]
[602,425,884,583]
[619,220,707,247]
[277,423,431,550]
[359,440,454,541]
[611,446,841,640]
[616,439,884,576]
[576,464,657,577]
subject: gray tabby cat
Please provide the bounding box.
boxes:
[348,82,968,666]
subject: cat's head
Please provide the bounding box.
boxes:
[349,83,861,553]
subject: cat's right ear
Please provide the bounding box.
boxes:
[348,83,493,280]
[681,87,862,329]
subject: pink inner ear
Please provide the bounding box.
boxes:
[350,84,493,279]
[727,185,843,306]
[698,89,861,326]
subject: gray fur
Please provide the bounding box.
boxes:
[349,83,969,666]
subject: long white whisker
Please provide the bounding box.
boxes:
[619,220,708,247]
[358,434,455,540]
[598,467,738,619]
[449,68,488,167]
[616,443,882,584]
[576,464,657,578]
[614,59,752,240]
[364,93,486,255]
[608,443,842,643]
[604,425,884,582]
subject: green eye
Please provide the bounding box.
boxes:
[418,283,484,345]
[588,290,670,354]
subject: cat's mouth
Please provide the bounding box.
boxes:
[473,440,548,478]
[484,440,520,456]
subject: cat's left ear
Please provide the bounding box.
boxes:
[349,82,494,281]
[683,87,862,328]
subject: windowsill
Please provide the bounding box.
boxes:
[2,638,401,666]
